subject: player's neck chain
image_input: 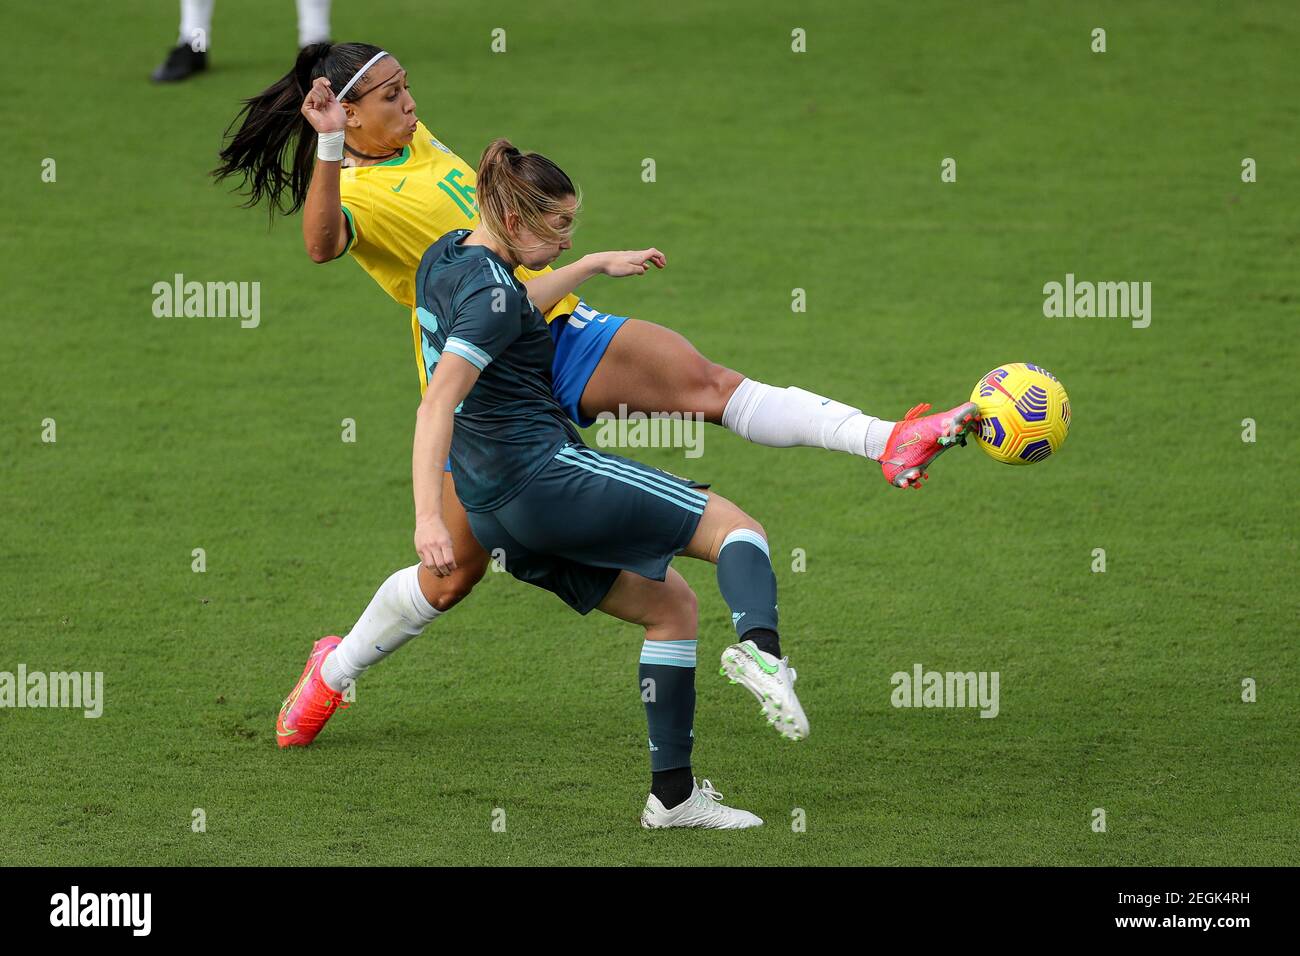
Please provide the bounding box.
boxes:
[345,143,402,163]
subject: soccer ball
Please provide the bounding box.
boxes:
[969,363,1070,465]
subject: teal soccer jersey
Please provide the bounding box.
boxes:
[414,230,581,512]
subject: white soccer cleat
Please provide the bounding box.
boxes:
[640,778,763,830]
[720,640,809,741]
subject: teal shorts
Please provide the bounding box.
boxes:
[466,442,707,613]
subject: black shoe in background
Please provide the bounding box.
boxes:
[150,43,208,83]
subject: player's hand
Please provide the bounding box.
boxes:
[591,248,666,277]
[414,516,457,576]
[301,76,347,134]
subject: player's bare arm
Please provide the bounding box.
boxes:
[300,77,349,262]
[524,248,666,312]
[412,353,479,576]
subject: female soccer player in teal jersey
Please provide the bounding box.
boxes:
[415,139,813,825]
[214,44,980,758]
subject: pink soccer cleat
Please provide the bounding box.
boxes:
[276,636,346,748]
[880,401,980,488]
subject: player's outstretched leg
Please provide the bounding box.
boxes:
[276,473,489,747]
[577,320,981,488]
[681,495,809,741]
[879,401,981,489]
[595,569,762,829]
[576,319,899,462]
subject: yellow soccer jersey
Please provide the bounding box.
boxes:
[336,122,579,388]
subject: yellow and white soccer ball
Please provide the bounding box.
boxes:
[969,363,1070,465]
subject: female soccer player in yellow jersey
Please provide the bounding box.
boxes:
[213,43,979,746]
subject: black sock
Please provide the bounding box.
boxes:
[744,627,781,658]
[651,767,694,809]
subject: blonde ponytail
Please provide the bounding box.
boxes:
[476,138,579,257]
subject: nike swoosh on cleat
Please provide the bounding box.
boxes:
[279,657,320,717]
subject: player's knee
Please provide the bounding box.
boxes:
[725,516,766,554]
[665,590,699,641]
[654,573,699,640]
[426,556,487,612]
[693,362,744,422]
[716,498,765,544]
[696,493,767,561]
[675,584,700,633]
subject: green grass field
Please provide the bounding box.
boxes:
[3,0,1297,866]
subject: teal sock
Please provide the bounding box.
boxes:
[639,639,696,775]
[716,530,779,643]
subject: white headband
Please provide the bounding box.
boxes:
[336,50,390,101]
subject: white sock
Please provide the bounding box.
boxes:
[721,379,896,461]
[177,0,214,49]
[321,565,441,691]
[296,0,332,47]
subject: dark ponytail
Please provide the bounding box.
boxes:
[212,41,387,218]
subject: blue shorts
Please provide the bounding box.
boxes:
[549,300,628,427]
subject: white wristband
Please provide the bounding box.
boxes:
[317,130,345,163]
